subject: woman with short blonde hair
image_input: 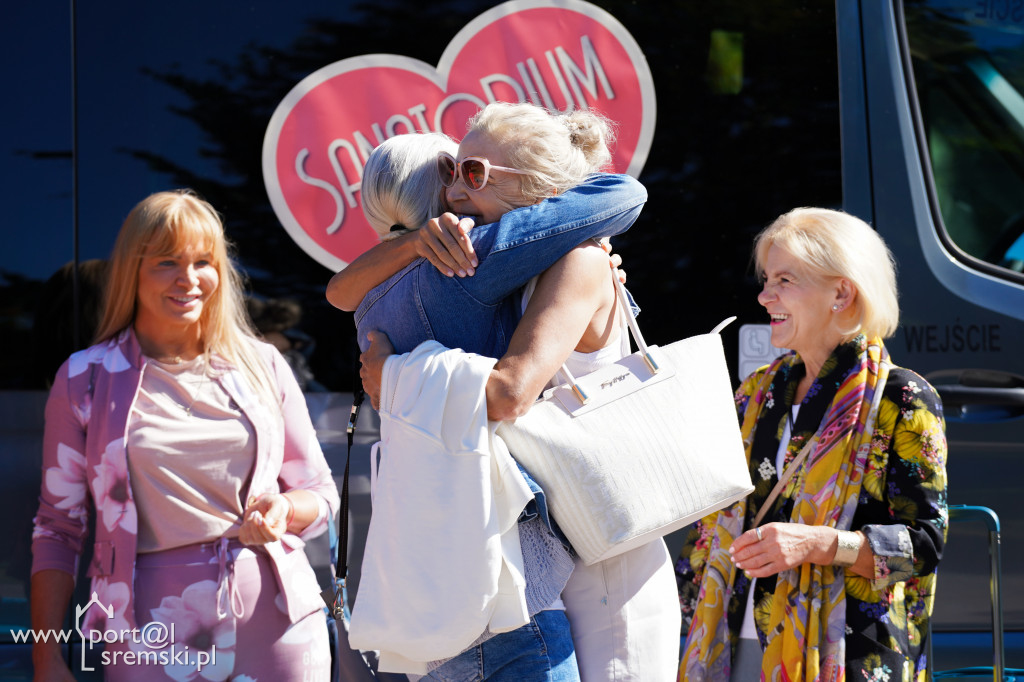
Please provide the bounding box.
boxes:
[753,207,899,341]
[679,207,947,681]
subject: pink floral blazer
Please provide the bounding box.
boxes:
[31,329,340,631]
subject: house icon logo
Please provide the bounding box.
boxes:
[75,592,114,672]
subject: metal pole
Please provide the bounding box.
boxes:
[988,518,1005,682]
[70,0,80,350]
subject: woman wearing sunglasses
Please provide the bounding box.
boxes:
[327,105,642,359]
[328,102,679,682]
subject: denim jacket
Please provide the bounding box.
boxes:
[354,173,646,356]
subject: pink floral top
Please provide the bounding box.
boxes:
[31,329,340,631]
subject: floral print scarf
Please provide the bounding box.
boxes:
[682,336,890,681]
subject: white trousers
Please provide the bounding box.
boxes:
[561,539,680,682]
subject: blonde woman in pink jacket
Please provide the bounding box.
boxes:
[31,190,340,682]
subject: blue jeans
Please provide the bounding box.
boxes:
[426,610,579,682]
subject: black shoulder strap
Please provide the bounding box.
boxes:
[339,385,365,580]
[323,380,364,620]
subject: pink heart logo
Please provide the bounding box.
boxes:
[263,0,655,271]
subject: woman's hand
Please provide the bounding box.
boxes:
[416,213,478,278]
[239,493,292,545]
[360,331,395,410]
[326,214,476,311]
[730,522,837,577]
[599,238,626,283]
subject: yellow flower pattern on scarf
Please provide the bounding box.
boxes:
[678,338,948,682]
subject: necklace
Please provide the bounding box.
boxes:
[152,355,209,417]
[181,368,209,418]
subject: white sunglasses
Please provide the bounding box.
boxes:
[436,151,531,191]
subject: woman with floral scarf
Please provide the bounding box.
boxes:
[676,207,947,681]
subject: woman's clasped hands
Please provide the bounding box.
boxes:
[239,492,294,545]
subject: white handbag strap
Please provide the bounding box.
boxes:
[569,266,632,362]
[611,267,659,374]
[523,243,735,406]
[556,264,736,406]
[607,269,736,373]
[555,265,638,405]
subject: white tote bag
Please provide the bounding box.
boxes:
[496,273,753,565]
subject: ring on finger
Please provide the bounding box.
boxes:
[756,526,763,542]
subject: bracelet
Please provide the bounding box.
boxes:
[833,530,862,567]
[282,494,295,527]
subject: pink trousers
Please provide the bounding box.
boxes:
[102,538,330,682]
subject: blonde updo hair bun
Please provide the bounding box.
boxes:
[559,109,613,172]
[467,102,617,203]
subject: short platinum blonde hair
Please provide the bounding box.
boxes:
[754,207,900,340]
[361,132,457,240]
[467,102,615,204]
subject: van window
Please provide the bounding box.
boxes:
[904,0,1024,273]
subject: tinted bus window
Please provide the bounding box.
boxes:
[0,0,840,661]
[905,0,1024,274]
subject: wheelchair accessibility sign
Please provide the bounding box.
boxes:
[737,324,788,380]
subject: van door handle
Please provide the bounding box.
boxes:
[932,384,1024,421]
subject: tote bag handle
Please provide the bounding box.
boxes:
[557,264,735,406]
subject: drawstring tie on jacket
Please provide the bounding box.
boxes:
[214,536,244,619]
